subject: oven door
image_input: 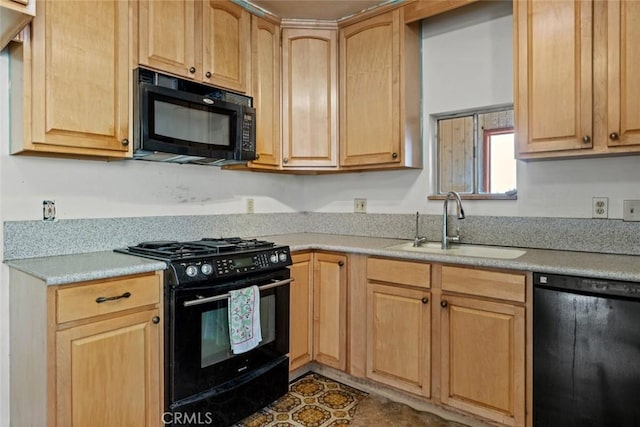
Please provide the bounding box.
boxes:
[169,270,290,403]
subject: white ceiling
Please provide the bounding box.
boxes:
[249,0,385,20]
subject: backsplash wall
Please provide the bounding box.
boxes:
[5,213,640,260]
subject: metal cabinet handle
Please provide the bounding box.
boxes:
[255,153,260,160]
[283,157,289,164]
[582,135,591,144]
[338,260,345,267]
[152,316,160,324]
[121,138,129,146]
[392,152,398,158]
[609,132,619,140]
[440,300,448,308]
[205,71,212,78]
[189,67,196,73]
[421,297,429,304]
[96,291,131,304]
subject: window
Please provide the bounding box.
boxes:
[434,106,516,198]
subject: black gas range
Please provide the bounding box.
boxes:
[116,237,292,285]
[116,237,292,426]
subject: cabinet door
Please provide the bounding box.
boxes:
[515,0,593,156]
[202,0,250,92]
[56,309,161,427]
[367,283,430,397]
[138,0,198,80]
[339,11,401,166]
[289,252,313,371]
[313,252,347,370]
[250,16,281,167]
[440,295,525,427]
[281,28,338,168]
[607,0,640,147]
[27,0,130,156]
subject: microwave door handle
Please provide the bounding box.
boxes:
[182,278,294,307]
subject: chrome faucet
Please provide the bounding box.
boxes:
[442,191,465,249]
[413,211,427,247]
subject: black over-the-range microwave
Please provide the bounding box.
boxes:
[133,67,256,166]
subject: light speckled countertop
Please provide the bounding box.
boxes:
[5,232,640,285]
[264,233,640,283]
[5,251,167,285]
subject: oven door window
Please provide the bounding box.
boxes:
[201,293,276,368]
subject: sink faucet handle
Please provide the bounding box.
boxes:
[413,211,427,247]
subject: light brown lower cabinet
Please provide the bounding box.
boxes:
[9,270,163,427]
[439,294,525,427]
[364,259,528,427]
[366,283,431,397]
[439,265,527,427]
[289,252,314,370]
[313,252,348,370]
[366,257,432,396]
[56,309,161,426]
[288,251,348,373]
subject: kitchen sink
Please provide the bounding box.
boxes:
[385,241,526,259]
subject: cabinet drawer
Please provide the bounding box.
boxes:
[441,266,525,302]
[367,258,431,288]
[57,274,161,324]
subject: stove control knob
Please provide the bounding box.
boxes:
[201,263,213,275]
[270,254,278,263]
[279,253,287,262]
[185,265,198,277]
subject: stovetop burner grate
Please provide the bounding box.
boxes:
[121,237,276,261]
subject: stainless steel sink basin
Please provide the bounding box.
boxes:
[385,241,526,259]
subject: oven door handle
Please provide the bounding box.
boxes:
[182,278,294,307]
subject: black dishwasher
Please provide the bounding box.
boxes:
[533,273,640,426]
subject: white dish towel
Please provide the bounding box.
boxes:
[228,285,262,354]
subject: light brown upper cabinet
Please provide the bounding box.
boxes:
[0,0,34,49]
[339,9,422,169]
[606,0,640,149]
[281,26,339,169]
[9,0,131,158]
[250,15,281,168]
[515,0,640,159]
[139,0,250,93]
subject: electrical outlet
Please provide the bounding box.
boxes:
[592,197,608,219]
[623,200,640,222]
[354,198,367,213]
[43,200,56,221]
[246,198,254,214]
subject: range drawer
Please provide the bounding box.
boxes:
[441,265,525,302]
[367,257,431,288]
[56,273,161,324]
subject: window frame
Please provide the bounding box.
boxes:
[430,104,517,200]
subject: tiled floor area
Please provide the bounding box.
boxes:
[234,373,368,427]
[234,372,471,427]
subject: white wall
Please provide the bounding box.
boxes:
[305,3,640,219]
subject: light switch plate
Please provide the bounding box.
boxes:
[623,200,640,222]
